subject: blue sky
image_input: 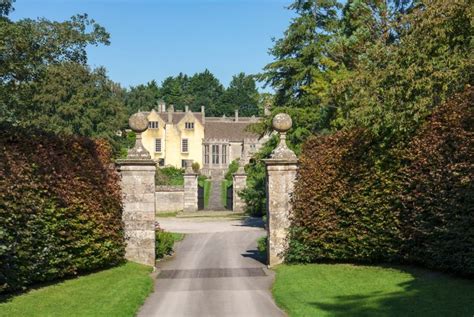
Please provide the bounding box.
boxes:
[11,0,294,90]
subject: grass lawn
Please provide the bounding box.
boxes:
[0,262,153,317]
[273,264,474,317]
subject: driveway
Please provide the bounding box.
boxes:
[137,216,286,317]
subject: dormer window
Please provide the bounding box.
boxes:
[149,121,159,129]
[185,122,194,129]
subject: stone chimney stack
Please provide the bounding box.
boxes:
[158,100,166,113]
[185,105,189,112]
[201,106,205,124]
[167,105,173,123]
[235,109,239,122]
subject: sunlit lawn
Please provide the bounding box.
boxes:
[273,264,474,317]
[0,262,153,317]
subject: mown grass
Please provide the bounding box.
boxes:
[273,264,474,317]
[156,211,179,217]
[0,262,153,317]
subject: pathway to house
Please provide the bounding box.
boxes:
[138,215,286,317]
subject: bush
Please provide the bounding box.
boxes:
[288,88,474,276]
[191,162,200,173]
[155,230,175,259]
[224,159,239,181]
[155,166,184,186]
[0,124,125,293]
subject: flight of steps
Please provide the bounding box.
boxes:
[206,179,226,211]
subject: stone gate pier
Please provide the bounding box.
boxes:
[117,113,156,266]
[264,113,298,267]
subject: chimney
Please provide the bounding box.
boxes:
[201,106,205,124]
[185,105,189,112]
[167,105,173,123]
[158,100,166,112]
[235,109,239,122]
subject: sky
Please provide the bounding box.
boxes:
[10,0,295,90]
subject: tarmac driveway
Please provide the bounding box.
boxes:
[137,216,286,317]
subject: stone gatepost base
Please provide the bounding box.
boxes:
[117,160,156,266]
[264,159,298,267]
[183,171,198,212]
[232,172,247,212]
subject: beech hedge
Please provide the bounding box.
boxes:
[0,124,125,293]
[288,88,474,276]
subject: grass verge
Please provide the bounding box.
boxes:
[0,262,153,317]
[273,264,474,317]
[156,211,179,218]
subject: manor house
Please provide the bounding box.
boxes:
[140,102,266,178]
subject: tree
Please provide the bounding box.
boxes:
[29,62,126,140]
[125,80,161,115]
[259,0,341,109]
[188,69,224,115]
[220,73,259,117]
[0,12,110,123]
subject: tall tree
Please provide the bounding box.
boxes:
[259,0,341,108]
[125,80,160,115]
[220,73,259,117]
[188,69,224,115]
[0,12,110,122]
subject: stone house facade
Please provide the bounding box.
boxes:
[140,102,266,178]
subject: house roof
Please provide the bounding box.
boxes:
[204,121,259,141]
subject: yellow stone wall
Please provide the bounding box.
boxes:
[141,110,204,168]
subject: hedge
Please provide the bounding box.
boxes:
[0,124,125,293]
[288,87,474,276]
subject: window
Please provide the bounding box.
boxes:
[204,145,209,164]
[149,121,159,129]
[212,145,219,164]
[222,144,227,164]
[181,138,189,153]
[158,158,165,166]
[155,138,162,152]
[185,122,194,129]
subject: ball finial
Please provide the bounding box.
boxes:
[272,113,292,133]
[129,113,149,133]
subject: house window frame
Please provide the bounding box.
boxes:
[185,122,194,130]
[149,121,159,129]
[212,144,219,165]
[204,145,209,165]
[155,138,162,153]
[222,144,227,165]
[181,138,189,153]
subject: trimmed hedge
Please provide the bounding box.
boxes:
[0,124,125,293]
[288,88,474,276]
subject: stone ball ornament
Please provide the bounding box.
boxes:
[129,113,149,133]
[272,113,292,133]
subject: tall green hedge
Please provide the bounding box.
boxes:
[0,124,125,293]
[288,88,474,276]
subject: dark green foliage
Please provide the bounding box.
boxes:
[224,159,239,182]
[155,167,184,186]
[257,236,267,254]
[0,124,125,293]
[155,231,175,259]
[191,162,200,173]
[288,88,474,275]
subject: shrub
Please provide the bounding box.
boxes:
[155,230,175,259]
[155,166,184,186]
[224,159,239,181]
[191,162,200,173]
[288,88,474,276]
[0,124,125,293]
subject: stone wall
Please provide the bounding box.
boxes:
[155,185,184,212]
[232,171,247,212]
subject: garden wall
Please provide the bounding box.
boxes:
[155,186,184,212]
[0,125,125,293]
[288,88,474,276]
